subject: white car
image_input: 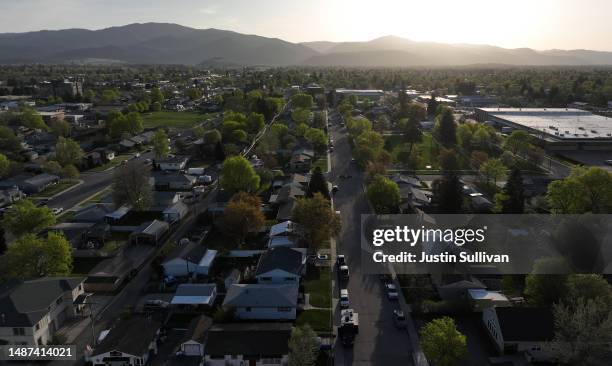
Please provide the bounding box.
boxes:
[52,207,64,215]
[340,289,350,308]
[385,283,399,300]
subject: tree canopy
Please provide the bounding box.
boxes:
[292,193,341,250]
[2,199,56,237]
[220,156,261,193]
[420,317,467,366]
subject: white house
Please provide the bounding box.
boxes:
[156,156,189,171]
[162,201,189,223]
[482,307,558,363]
[255,247,305,284]
[178,316,213,357]
[0,277,86,346]
[204,323,291,366]
[87,317,162,366]
[171,284,217,307]
[162,246,218,277]
[222,284,298,320]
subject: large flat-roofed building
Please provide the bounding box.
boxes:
[333,89,384,105]
[475,107,612,150]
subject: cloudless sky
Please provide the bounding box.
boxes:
[1,0,611,51]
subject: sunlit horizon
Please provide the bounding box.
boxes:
[1,0,611,51]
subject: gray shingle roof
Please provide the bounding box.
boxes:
[0,277,84,327]
[223,284,298,308]
[92,316,162,356]
[255,247,303,276]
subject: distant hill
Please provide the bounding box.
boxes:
[1,23,612,66]
[299,36,612,66]
[0,23,317,66]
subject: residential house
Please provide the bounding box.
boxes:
[272,183,306,222]
[171,284,217,308]
[162,246,218,277]
[288,152,313,172]
[84,256,135,293]
[73,204,116,223]
[255,247,305,284]
[0,174,59,195]
[156,156,189,171]
[482,307,557,363]
[268,221,300,249]
[152,173,196,191]
[203,323,291,366]
[83,151,103,168]
[222,284,298,320]
[163,201,190,223]
[467,289,511,311]
[178,316,213,357]
[92,148,115,163]
[87,316,162,366]
[150,191,182,212]
[129,220,170,245]
[0,277,86,346]
[0,186,24,208]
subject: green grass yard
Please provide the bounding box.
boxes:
[296,309,332,334]
[303,267,331,308]
[34,180,79,198]
[142,111,214,129]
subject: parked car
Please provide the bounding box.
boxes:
[385,283,399,300]
[336,255,346,267]
[144,299,169,310]
[393,310,407,328]
[332,185,339,193]
[340,289,350,308]
[339,265,350,281]
[52,207,64,215]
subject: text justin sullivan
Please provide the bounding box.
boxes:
[373,251,510,263]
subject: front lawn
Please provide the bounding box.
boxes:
[296,309,332,333]
[142,111,213,129]
[35,180,79,198]
[312,158,328,172]
[88,154,132,172]
[303,266,331,308]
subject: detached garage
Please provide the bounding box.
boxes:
[179,316,213,357]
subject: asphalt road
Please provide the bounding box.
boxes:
[329,120,414,366]
[47,151,155,211]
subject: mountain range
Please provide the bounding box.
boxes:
[1,22,612,66]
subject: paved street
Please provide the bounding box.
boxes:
[46,151,156,211]
[330,121,414,365]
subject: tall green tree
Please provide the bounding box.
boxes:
[500,168,525,213]
[152,129,170,159]
[480,158,505,185]
[290,93,314,109]
[150,87,164,104]
[54,137,84,167]
[553,298,612,365]
[3,232,72,278]
[399,118,422,160]
[367,175,401,214]
[288,324,320,366]
[292,193,341,250]
[112,160,153,211]
[0,153,11,178]
[203,129,222,145]
[524,257,571,306]
[220,156,260,193]
[432,173,463,213]
[504,130,531,155]
[420,317,467,366]
[434,108,456,147]
[2,199,56,237]
[308,166,330,199]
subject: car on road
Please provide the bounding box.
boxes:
[52,207,64,215]
[385,283,399,300]
[332,185,339,193]
[393,310,407,328]
[134,152,141,158]
[605,159,612,166]
[336,255,346,267]
[340,289,350,308]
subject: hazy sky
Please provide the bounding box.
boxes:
[1,0,611,51]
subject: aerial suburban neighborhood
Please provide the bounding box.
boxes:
[0,2,611,366]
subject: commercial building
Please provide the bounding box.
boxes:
[475,107,612,150]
